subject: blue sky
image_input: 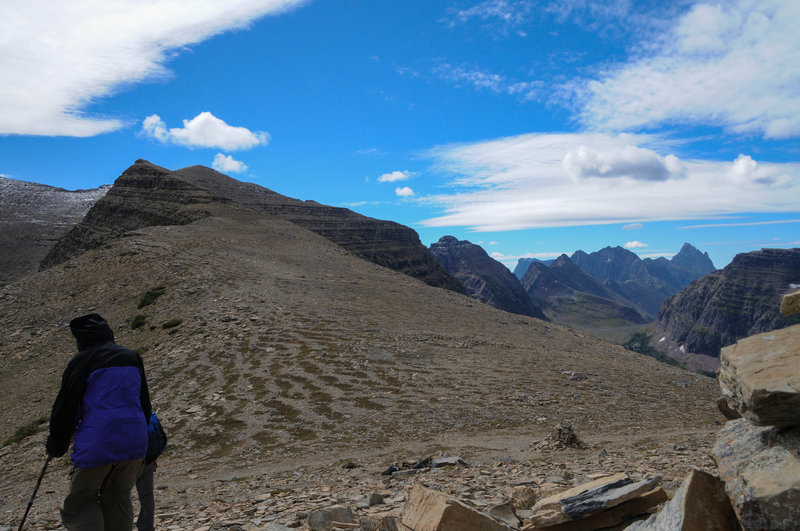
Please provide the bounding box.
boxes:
[1,0,799,270]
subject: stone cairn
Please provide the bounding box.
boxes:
[301,289,800,531]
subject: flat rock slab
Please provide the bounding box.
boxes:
[528,473,662,527]
[713,418,800,530]
[718,323,800,427]
[525,487,666,531]
[628,468,737,530]
[401,484,516,531]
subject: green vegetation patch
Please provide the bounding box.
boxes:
[622,331,686,370]
[162,318,183,329]
[130,314,148,330]
[138,286,167,309]
[3,417,48,446]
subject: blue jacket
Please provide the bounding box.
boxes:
[47,314,152,468]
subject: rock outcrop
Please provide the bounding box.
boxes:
[525,473,663,529]
[613,290,800,530]
[628,468,738,530]
[401,484,516,530]
[712,418,800,530]
[429,236,547,319]
[717,324,800,427]
[653,248,800,362]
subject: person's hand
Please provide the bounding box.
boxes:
[45,436,66,458]
[152,460,158,472]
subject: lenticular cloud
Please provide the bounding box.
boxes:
[0,0,308,137]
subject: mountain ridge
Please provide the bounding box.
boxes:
[652,247,800,368]
[429,236,547,320]
[37,160,463,293]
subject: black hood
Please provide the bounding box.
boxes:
[70,313,115,351]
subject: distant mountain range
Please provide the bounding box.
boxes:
[513,257,555,278]
[569,244,716,319]
[521,255,648,332]
[433,238,716,341]
[4,160,796,376]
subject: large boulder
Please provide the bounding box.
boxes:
[628,468,738,530]
[712,418,800,530]
[401,484,515,531]
[526,473,662,527]
[718,324,800,427]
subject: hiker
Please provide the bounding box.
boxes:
[46,313,152,530]
[136,410,167,531]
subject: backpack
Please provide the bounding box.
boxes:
[145,411,168,464]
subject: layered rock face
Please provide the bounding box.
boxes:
[521,255,647,331]
[429,236,546,319]
[570,244,715,318]
[0,176,108,284]
[654,248,800,359]
[174,165,464,293]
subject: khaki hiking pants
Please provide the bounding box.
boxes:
[61,458,144,531]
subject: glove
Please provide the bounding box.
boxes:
[45,435,67,458]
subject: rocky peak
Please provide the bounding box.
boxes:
[429,236,546,319]
[671,242,716,278]
[40,161,220,269]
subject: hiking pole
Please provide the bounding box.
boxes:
[17,455,52,531]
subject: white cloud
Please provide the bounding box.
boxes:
[212,153,248,174]
[623,222,644,230]
[624,241,648,249]
[563,144,686,181]
[395,186,415,197]
[727,154,790,186]
[0,0,307,136]
[420,132,800,231]
[447,0,533,29]
[378,170,413,183]
[142,113,269,150]
[576,0,800,139]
